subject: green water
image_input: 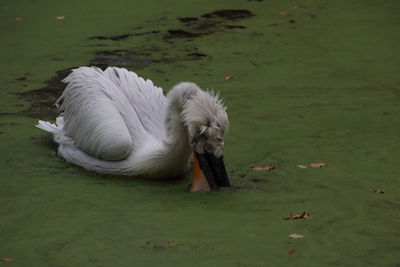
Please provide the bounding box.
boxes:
[1,0,400,266]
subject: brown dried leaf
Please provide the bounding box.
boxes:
[278,11,288,15]
[15,17,22,21]
[164,241,177,247]
[283,211,311,220]
[1,258,13,262]
[251,165,276,171]
[375,189,386,194]
[309,162,328,168]
[288,250,295,255]
[56,16,65,20]
[296,165,308,169]
[224,75,233,80]
[289,233,304,239]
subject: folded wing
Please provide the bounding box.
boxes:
[58,66,167,161]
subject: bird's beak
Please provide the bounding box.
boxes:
[190,151,230,192]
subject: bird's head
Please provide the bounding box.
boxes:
[182,89,230,192]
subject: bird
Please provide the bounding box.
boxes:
[36,66,230,192]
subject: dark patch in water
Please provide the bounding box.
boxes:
[89,31,160,41]
[139,30,160,35]
[94,50,151,57]
[201,9,254,20]
[179,17,199,23]
[187,52,207,57]
[90,50,160,70]
[224,25,246,29]
[289,19,296,24]
[87,44,111,47]
[17,68,73,120]
[167,29,203,38]
[90,34,131,41]
[15,77,26,81]
[164,9,254,39]
[89,48,206,85]
[95,49,130,56]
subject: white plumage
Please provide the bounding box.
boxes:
[37,66,229,180]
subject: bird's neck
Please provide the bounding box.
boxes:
[154,83,201,176]
[163,82,200,146]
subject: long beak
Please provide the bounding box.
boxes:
[190,151,230,192]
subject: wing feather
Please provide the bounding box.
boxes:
[57,66,166,160]
[103,67,167,138]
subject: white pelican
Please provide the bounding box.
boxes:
[36,66,230,192]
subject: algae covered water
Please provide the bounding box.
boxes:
[1,0,400,266]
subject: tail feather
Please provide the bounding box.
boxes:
[36,120,58,133]
[36,117,70,145]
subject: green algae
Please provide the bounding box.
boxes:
[1,0,400,266]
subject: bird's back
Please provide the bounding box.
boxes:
[58,66,167,160]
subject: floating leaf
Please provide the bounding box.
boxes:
[278,11,288,15]
[374,189,386,194]
[1,258,13,262]
[15,17,22,21]
[309,162,328,168]
[283,211,311,220]
[288,250,295,255]
[251,165,276,171]
[164,241,177,247]
[56,16,65,20]
[296,165,308,169]
[224,75,233,80]
[289,233,304,239]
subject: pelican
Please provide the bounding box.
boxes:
[36,66,230,192]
